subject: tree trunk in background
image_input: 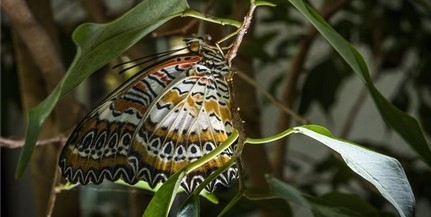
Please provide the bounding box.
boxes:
[12,0,82,216]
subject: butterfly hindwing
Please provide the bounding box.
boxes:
[129,63,237,193]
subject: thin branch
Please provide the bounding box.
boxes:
[46,167,59,217]
[236,71,308,124]
[0,135,67,149]
[225,3,257,66]
[222,3,260,209]
[225,0,260,166]
[46,143,65,217]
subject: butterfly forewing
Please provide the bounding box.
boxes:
[59,38,238,194]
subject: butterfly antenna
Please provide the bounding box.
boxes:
[113,46,188,74]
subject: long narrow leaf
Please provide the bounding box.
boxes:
[293,125,415,217]
[143,171,185,217]
[16,0,190,178]
[287,0,431,167]
[267,176,366,217]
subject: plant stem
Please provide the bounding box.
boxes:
[183,9,242,28]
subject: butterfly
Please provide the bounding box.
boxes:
[58,37,238,194]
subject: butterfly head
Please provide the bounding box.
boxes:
[184,37,230,76]
[185,37,204,53]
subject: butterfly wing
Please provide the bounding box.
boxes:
[58,55,201,185]
[60,38,238,193]
[128,65,238,193]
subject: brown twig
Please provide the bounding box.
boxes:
[226,0,258,169]
[225,4,257,66]
[222,1,259,150]
[236,71,308,124]
[219,1,268,213]
[46,144,65,217]
[47,154,62,217]
[0,135,67,149]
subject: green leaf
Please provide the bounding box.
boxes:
[287,0,431,168]
[244,188,293,216]
[306,196,365,217]
[266,175,311,209]
[177,194,200,217]
[298,53,352,114]
[143,171,186,217]
[16,0,190,178]
[320,192,379,217]
[266,176,365,217]
[293,125,415,217]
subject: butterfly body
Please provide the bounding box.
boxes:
[59,38,237,193]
